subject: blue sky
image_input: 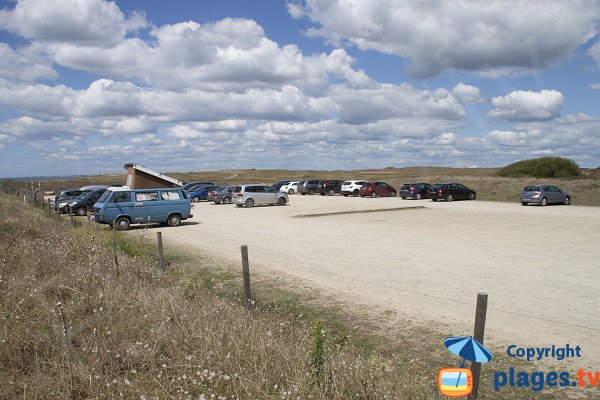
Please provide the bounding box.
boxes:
[0,0,599,177]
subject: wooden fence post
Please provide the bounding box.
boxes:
[69,206,74,225]
[240,245,253,309]
[48,198,51,215]
[469,293,488,400]
[157,232,166,272]
[86,210,91,226]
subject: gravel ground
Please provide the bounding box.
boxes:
[146,194,600,368]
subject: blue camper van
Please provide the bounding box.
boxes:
[93,187,192,230]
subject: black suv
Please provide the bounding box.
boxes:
[317,179,345,196]
[54,189,91,212]
[400,182,432,200]
[66,189,106,215]
[298,180,324,195]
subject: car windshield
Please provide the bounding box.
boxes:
[97,190,112,203]
[431,184,442,189]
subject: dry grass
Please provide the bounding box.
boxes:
[0,194,593,399]
[3,166,599,206]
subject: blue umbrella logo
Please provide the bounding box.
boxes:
[445,335,493,367]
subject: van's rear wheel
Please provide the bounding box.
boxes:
[167,214,181,227]
[277,197,286,206]
[245,198,254,208]
[115,217,130,231]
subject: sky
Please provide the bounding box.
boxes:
[0,0,599,177]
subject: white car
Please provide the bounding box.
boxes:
[341,180,369,197]
[280,181,299,194]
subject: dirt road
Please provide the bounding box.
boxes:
[151,195,600,367]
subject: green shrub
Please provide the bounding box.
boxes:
[497,157,581,178]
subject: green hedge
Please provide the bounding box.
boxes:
[497,157,581,178]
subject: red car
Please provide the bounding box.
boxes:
[359,182,396,197]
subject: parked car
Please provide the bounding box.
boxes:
[341,180,369,196]
[207,186,236,204]
[188,185,220,202]
[359,182,396,197]
[427,183,476,202]
[55,189,92,212]
[271,180,292,191]
[93,187,192,230]
[233,185,289,207]
[66,189,106,216]
[400,183,432,200]
[520,184,571,206]
[182,182,214,190]
[280,181,299,194]
[298,180,324,195]
[317,179,345,196]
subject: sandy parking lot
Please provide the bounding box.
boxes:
[152,195,600,367]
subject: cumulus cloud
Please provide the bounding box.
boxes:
[0,43,57,82]
[0,0,147,47]
[590,83,600,90]
[452,83,485,104]
[488,90,564,122]
[296,0,600,77]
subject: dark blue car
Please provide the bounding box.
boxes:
[188,185,220,202]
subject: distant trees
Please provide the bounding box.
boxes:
[497,157,581,178]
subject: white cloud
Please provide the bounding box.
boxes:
[287,2,305,19]
[590,83,600,90]
[297,0,600,77]
[488,90,564,122]
[452,83,485,104]
[0,43,56,82]
[0,0,147,47]
[589,41,600,66]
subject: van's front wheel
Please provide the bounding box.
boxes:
[115,217,130,231]
[167,214,181,227]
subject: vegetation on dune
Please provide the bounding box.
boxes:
[496,157,581,178]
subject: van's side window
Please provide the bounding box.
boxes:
[161,191,181,200]
[112,192,131,203]
[136,192,158,201]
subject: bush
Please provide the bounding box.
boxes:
[496,157,581,178]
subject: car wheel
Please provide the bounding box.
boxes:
[167,214,181,227]
[75,206,87,216]
[308,189,315,195]
[540,197,547,206]
[371,192,377,198]
[469,193,476,200]
[277,197,286,206]
[390,191,396,197]
[223,196,231,204]
[521,201,528,206]
[115,217,130,231]
[329,189,335,196]
[564,196,571,205]
[193,196,200,202]
[245,198,254,208]
[353,189,359,197]
[446,194,453,202]
[416,193,422,200]
[289,189,294,194]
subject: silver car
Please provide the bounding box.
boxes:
[233,185,289,207]
[520,184,571,206]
